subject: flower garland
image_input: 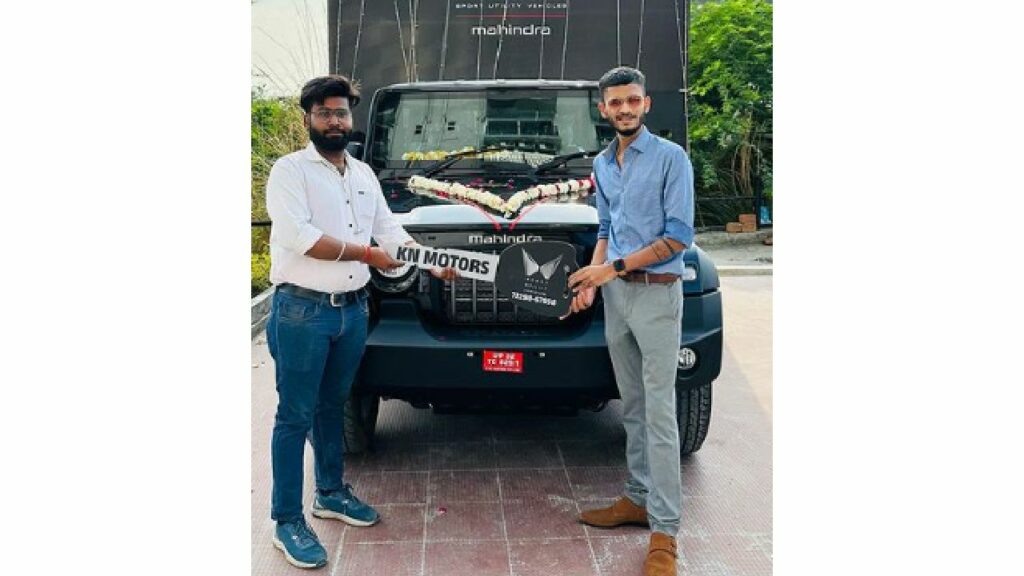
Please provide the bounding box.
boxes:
[401,148,553,167]
[406,175,594,218]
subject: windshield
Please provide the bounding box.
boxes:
[369,89,614,172]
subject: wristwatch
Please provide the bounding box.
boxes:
[612,258,627,276]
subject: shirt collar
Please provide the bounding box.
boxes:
[603,125,652,164]
[302,142,350,168]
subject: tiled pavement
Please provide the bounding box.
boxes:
[252,276,773,575]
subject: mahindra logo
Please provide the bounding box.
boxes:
[471,24,552,36]
[468,233,543,245]
[522,251,562,280]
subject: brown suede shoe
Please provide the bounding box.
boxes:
[578,497,649,528]
[644,532,678,576]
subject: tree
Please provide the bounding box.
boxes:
[689,0,772,223]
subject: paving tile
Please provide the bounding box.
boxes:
[424,541,512,576]
[684,493,772,535]
[253,301,773,576]
[559,441,627,467]
[679,532,773,576]
[502,497,587,540]
[491,415,599,442]
[428,470,501,503]
[680,460,728,499]
[350,471,429,505]
[499,469,573,501]
[343,504,426,544]
[427,413,496,443]
[589,534,651,576]
[494,441,563,469]
[567,467,628,501]
[425,501,505,541]
[334,541,423,576]
[350,443,431,472]
[430,442,498,470]
[748,532,772,560]
[509,538,599,576]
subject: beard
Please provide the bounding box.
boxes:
[308,125,351,151]
[607,110,646,137]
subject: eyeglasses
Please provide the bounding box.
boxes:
[605,95,644,109]
[311,108,351,121]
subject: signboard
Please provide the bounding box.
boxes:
[328,0,690,150]
[386,244,499,282]
[386,241,578,316]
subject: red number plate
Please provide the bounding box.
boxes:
[482,350,523,373]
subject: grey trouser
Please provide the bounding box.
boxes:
[603,277,683,536]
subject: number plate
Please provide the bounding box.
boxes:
[482,350,523,373]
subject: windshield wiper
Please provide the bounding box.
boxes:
[533,149,602,176]
[421,145,518,178]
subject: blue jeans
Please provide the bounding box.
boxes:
[266,287,369,522]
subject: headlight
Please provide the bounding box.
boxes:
[371,263,417,293]
[678,347,697,370]
[681,263,698,282]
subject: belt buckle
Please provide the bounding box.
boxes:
[329,292,346,307]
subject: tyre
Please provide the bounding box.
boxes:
[343,389,380,454]
[677,381,713,455]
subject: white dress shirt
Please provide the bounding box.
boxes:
[266,143,413,293]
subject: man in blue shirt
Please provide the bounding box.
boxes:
[567,66,694,576]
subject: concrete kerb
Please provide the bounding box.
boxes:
[717,265,773,276]
[694,229,772,248]
[251,287,274,339]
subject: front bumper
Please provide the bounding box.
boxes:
[357,290,723,405]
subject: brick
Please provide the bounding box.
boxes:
[725,222,743,233]
[741,222,757,233]
[738,213,757,225]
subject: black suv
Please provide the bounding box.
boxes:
[344,80,722,455]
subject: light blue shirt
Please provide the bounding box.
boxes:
[593,126,695,275]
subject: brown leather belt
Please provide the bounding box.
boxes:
[620,271,680,284]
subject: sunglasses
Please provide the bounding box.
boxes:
[604,95,644,109]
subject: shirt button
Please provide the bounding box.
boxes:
[348,275,353,279]
[348,224,353,227]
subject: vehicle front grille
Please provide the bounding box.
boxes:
[442,275,559,325]
[413,235,592,326]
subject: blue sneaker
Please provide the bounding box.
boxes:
[311,483,380,527]
[272,517,328,569]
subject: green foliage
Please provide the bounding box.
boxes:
[689,0,772,221]
[251,252,272,298]
[251,92,306,292]
[251,93,307,253]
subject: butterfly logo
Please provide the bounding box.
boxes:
[522,250,563,280]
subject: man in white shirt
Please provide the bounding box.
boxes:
[264,75,453,570]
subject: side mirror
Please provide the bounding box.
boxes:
[346,131,366,160]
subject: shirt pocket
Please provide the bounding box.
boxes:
[626,174,666,238]
[350,187,377,230]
